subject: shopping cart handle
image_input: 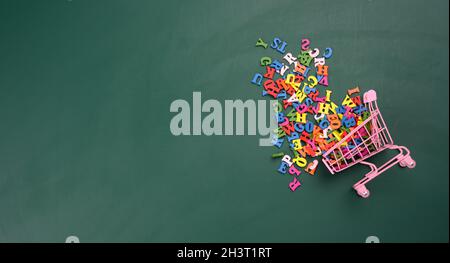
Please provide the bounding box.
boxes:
[363,89,377,103]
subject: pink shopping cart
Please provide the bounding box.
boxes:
[322,90,415,198]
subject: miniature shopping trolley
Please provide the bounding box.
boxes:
[322,90,415,198]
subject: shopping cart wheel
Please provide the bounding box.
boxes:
[358,189,370,198]
[355,186,370,198]
[399,156,416,169]
[407,160,416,169]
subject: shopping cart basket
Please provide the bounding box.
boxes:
[322,90,415,198]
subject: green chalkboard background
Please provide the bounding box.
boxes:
[0,0,448,242]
